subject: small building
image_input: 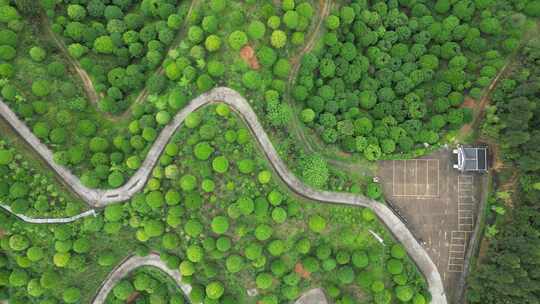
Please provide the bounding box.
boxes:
[452,145,488,173]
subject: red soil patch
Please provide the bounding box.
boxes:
[240,45,260,70]
[294,263,311,279]
[462,97,477,110]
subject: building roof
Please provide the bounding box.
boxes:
[456,146,488,172]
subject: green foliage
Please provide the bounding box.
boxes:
[113,280,134,300]
[9,235,29,251]
[211,216,229,234]
[0,2,439,301]
[31,80,50,97]
[256,273,273,289]
[248,20,266,40]
[226,255,244,273]
[0,149,13,165]
[308,215,327,233]
[228,30,248,50]
[205,34,221,52]
[325,15,340,30]
[28,46,46,62]
[212,156,229,173]
[271,30,287,48]
[300,154,329,188]
[468,41,540,304]
[0,5,20,23]
[194,142,214,160]
[94,35,114,54]
[395,285,414,302]
[243,71,262,89]
[206,281,224,299]
[366,183,382,199]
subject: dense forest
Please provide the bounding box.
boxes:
[467,36,540,303]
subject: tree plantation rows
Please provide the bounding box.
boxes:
[52,0,189,113]
[293,0,538,159]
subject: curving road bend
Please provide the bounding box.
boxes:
[94,254,326,304]
[0,88,376,208]
[92,253,192,304]
[0,88,446,303]
[294,288,328,304]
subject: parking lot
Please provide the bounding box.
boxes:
[378,149,483,302]
[391,159,439,198]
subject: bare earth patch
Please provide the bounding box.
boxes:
[457,97,480,137]
[240,45,260,70]
[294,262,311,279]
[461,97,477,110]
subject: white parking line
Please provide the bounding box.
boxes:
[393,160,395,196]
[415,160,418,196]
[392,159,439,198]
[447,174,476,273]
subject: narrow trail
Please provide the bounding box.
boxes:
[284,0,373,176]
[457,59,515,141]
[457,23,538,142]
[0,204,96,224]
[117,0,200,122]
[41,14,100,106]
[288,0,332,79]
[43,0,199,122]
[0,87,446,304]
[285,0,332,156]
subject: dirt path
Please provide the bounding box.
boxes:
[288,0,332,80]
[284,0,332,158]
[283,1,376,176]
[116,0,200,122]
[42,0,199,122]
[42,15,100,105]
[457,60,515,141]
[457,23,539,142]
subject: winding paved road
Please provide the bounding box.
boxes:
[93,254,326,304]
[0,87,447,303]
[294,288,327,304]
[92,253,192,304]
